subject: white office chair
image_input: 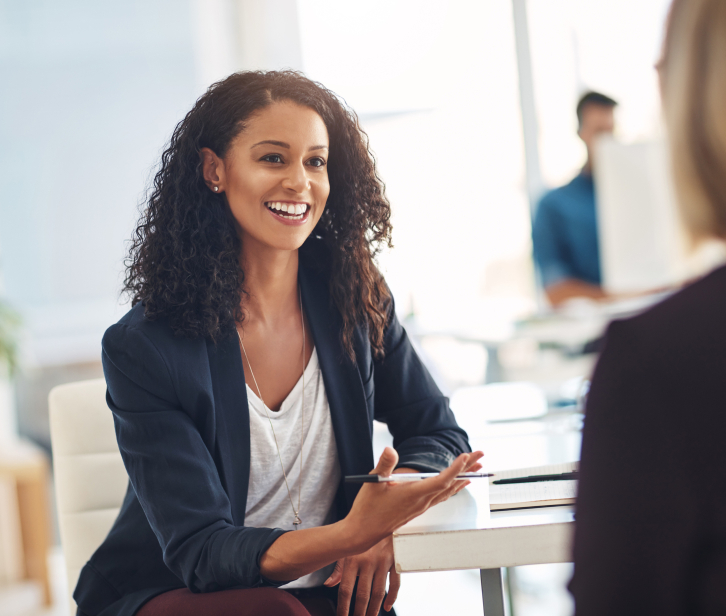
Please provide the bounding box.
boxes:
[48,379,128,616]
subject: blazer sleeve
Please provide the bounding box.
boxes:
[102,322,290,593]
[372,304,472,472]
[569,319,697,615]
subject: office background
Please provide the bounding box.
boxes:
[0,1,673,615]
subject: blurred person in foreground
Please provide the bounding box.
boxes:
[73,71,480,616]
[532,91,617,307]
[570,1,726,613]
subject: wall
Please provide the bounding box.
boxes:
[0,0,200,366]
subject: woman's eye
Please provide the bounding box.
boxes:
[261,154,283,163]
[308,157,326,168]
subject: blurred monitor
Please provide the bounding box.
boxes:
[595,138,688,294]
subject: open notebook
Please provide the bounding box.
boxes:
[488,462,578,511]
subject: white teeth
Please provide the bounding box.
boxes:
[266,202,307,218]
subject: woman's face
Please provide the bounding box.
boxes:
[210,101,330,254]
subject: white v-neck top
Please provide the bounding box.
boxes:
[244,347,341,588]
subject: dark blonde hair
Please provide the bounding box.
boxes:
[661,0,726,239]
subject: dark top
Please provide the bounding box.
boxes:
[570,264,726,614]
[532,173,601,287]
[73,258,471,616]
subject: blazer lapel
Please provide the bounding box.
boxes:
[206,332,250,525]
[299,266,374,508]
[206,265,373,522]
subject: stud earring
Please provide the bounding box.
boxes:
[214,186,219,192]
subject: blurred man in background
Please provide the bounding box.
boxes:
[532,91,618,307]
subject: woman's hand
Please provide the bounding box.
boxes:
[423,452,485,508]
[342,447,485,561]
[259,447,483,586]
[324,535,398,616]
[326,449,484,615]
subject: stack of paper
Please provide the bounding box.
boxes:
[488,462,578,511]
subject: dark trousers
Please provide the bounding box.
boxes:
[78,585,396,616]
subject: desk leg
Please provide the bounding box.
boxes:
[480,568,505,616]
[17,465,52,606]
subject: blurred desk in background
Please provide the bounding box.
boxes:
[514,291,672,351]
[0,439,52,606]
[403,315,512,385]
[402,300,616,392]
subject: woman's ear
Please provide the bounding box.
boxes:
[200,147,225,194]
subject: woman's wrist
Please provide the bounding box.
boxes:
[337,514,387,556]
[260,519,375,581]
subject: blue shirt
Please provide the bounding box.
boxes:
[532,172,601,287]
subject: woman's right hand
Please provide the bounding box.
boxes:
[258,447,483,584]
[343,447,485,552]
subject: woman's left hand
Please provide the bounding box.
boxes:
[324,534,399,616]
[324,459,480,615]
[324,466,421,615]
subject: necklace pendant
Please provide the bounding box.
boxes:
[293,513,302,528]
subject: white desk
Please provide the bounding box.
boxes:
[393,482,574,616]
[514,292,670,349]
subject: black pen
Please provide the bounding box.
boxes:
[345,472,493,483]
[492,471,579,485]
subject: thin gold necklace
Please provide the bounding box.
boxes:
[237,287,305,529]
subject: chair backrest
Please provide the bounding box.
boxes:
[48,378,128,616]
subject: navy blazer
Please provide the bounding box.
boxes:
[73,260,471,616]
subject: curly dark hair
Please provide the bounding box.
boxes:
[124,70,393,359]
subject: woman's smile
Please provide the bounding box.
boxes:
[202,100,330,253]
[264,200,311,225]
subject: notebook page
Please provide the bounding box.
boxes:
[489,479,578,505]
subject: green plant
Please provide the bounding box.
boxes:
[0,300,20,375]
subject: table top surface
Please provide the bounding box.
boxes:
[393,482,575,572]
[386,390,581,572]
[394,481,574,537]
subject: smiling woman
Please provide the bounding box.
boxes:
[124,72,392,361]
[74,70,480,616]
[202,103,329,246]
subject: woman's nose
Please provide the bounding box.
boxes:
[282,161,310,193]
